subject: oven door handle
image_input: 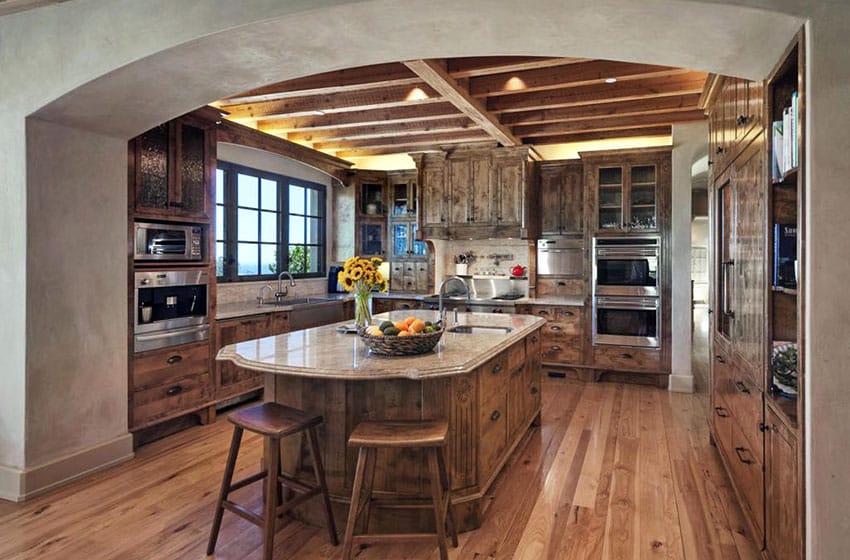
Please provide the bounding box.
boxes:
[134,323,210,342]
[595,298,658,310]
[596,248,658,258]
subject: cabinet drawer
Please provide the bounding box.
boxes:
[592,345,663,372]
[541,336,582,364]
[535,278,583,297]
[133,341,210,390]
[729,421,765,535]
[507,341,526,371]
[714,353,763,455]
[132,372,211,428]
[712,394,734,456]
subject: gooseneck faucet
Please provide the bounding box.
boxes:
[437,275,470,324]
[275,271,296,303]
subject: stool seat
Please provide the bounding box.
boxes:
[228,402,322,437]
[347,419,449,448]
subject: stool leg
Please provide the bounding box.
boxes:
[342,447,369,560]
[263,437,280,560]
[307,427,339,546]
[426,448,449,560]
[359,448,377,535]
[436,446,459,548]
[207,426,243,555]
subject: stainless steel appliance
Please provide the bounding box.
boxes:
[134,221,204,262]
[592,295,659,348]
[134,270,210,352]
[593,236,659,296]
[421,276,525,313]
[537,237,583,277]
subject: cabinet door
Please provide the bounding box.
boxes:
[421,165,446,227]
[391,222,411,260]
[560,164,584,233]
[470,156,492,224]
[597,166,624,230]
[415,261,429,293]
[538,167,563,235]
[714,172,736,345]
[765,409,801,560]
[492,156,523,226]
[628,164,658,231]
[390,262,404,292]
[135,123,170,212]
[357,219,386,258]
[449,159,472,224]
[402,261,417,292]
[216,316,267,395]
[176,122,207,216]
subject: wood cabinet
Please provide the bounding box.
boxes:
[387,170,418,219]
[765,408,802,560]
[389,260,429,293]
[354,170,388,258]
[519,304,585,369]
[372,297,422,314]
[214,312,289,400]
[708,76,764,175]
[130,109,217,221]
[583,147,671,234]
[537,160,584,235]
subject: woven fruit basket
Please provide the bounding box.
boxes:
[358,327,443,356]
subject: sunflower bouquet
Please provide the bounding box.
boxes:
[337,256,388,327]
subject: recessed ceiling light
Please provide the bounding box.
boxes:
[605,77,618,84]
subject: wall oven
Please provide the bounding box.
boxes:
[134,221,204,262]
[592,296,659,348]
[134,270,210,352]
[593,236,659,296]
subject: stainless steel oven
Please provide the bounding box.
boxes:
[537,237,584,277]
[592,295,659,348]
[593,236,659,296]
[134,270,210,352]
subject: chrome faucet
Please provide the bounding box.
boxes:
[275,271,296,303]
[257,284,273,307]
[437,275,470,324]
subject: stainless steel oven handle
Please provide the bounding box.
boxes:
[595,298,658,310]
[596,248,658,258]
[134,324,210,341]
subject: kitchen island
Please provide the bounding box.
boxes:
[217,310,546,532]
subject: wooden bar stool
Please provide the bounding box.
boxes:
[207,402,338,560]
[342,419,458,560]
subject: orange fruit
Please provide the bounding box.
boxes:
[405,316,417,326]
[394,321,408,331]
[397,330,412,337]
[409,319,426,333]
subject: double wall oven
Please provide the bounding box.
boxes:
[592,236,660,348]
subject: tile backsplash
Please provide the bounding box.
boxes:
[217,278,330,306]
[437,239,531,277]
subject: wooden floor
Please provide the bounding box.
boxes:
[0,315,758,559]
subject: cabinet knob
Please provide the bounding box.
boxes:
[492,364,503,374]
[734,447,754,465]
[621,352,633,359]
[759,422,768,432]
[165,385,183,396]
[736,115,750,126]
[166,355,183,364]
[549,325,562,331]
[549,345,562,352]
[530,336,538,343]
[715,406,730,418]
[490,410,501,422]
[530,386,539,395]
[562,310,574,316]
[734,381,750,394]
[715,355,726,364]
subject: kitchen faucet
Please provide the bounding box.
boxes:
[275,271,296,303]
[437,275,470,324]
[257,284,273,307]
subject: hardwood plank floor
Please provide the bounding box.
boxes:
[0,319,758,559]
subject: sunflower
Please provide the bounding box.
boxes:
[339,273,355,291]
[375,270,383,284]
[349,266,364,280]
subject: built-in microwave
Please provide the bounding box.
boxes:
[134,221,204,262]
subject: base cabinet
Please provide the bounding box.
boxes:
[214,312,289,400]
[765,408,802,560]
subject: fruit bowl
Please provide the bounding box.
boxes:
[357,326,444,356]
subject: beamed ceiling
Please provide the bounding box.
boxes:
[213,57,711,159]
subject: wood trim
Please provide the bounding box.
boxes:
[499,94,702,126]
[523,126,672,146]
[286,117,477,143]
[513,110,706,139]
[256,102,462,133]
[313,129,491,151]
[698,74,724,110]
[446,56,588,78]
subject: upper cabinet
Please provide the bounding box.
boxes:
[708,76,764,175]
[537,160,583,236]
[388,170,418,218]
[413,146,532,240]
[353,170,388,258]
[583,147,671,234]
[130,110,218,221]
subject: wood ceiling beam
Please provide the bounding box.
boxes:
[698,73,724,110]
[403,59,522,147]
[487,72,708,113]
[286,117,477,143]
[524,126,673,145]
[446,56,589,78]
[221,83,442,120]
[335,141,499,158]
[219,63,420,105]
[500,94,702,126]
[256,102,462,134]
[469,61,688,97]
[513,109,707,139]
[313,129,492,151]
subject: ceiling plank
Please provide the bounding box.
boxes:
[487,72,708,113]
[335,141,499,158]
[446,56,589,78]
[698,73,723,110]
[256,102,463,133]
[500,94,702,126]
[469,61,688,97]
[286,117,477,143]
[524,126,673,145]
[220,83,442,120]
[513,109,707,139]
[313,129,492,151]
[219,63,420,105]
[404,59,521,147]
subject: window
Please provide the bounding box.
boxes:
[216,162,326,281]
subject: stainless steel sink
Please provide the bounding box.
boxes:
[267,297,335,306]
[447,325,513,334]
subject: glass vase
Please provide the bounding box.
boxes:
[354,291,372,329]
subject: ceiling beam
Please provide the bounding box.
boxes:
[219,63,419,105]
[446,56,588,78]
[219,83,442,120]
[523,126,673,145]
[256,102,462,134]
[513,109,707,139]
[335,141,499,158]
[500,94,702,126]
[698,73,724,110]
[487,72,708,113]
[313,129,492,151]
[286,117,477,143]
[403,59,522,147]
[469,61,688,97]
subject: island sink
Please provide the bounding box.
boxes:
[447,325,513,334]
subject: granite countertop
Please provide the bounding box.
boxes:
[217,293,352,320]
[217,310,546,380]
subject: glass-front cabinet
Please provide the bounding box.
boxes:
[392,222,426,259]
[357,219,386,258]
[389,171,418,218]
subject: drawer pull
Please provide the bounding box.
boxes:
[557,281,566,286]
[549,325,562,331]
[621,353,633,359]
[714,406,729,418]
[734,447,754,465]
[530,336,538,343]
[561,310,574,316]
[715,355,726,364]
[490,410,501,422]
[166,355,183,365]
[492,364,503,374]
[165,385,184,396]
[734,381,750,394]
[549,345,562,352]
[759,422,768,432]
[530,386,539,395]
[537,310,550,316]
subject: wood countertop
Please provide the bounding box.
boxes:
[216,310,545,380]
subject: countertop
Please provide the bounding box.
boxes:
[216,310,546,380]
[216,293,351,320]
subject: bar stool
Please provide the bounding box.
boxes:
[207,402,338,560]
[342,419,458,560]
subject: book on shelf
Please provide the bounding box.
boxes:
[773,92,799,180]
[773,223,797,288]
[772,120,784,180]
[791,91,799,168]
